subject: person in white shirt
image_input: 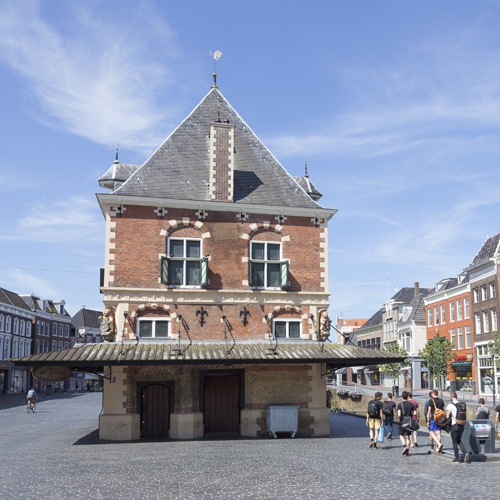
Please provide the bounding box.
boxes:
[445,392,469,463]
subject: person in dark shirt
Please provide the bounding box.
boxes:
[495,404,500,436]
[382,393,397,440]
[407,392,420,447]
[366,391,384,449]
[426,389,445,453]
[397,390,415,456]
[475,398,490,419]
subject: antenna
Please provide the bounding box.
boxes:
[210,50,222,88]
[114,142,119,164]
[304,158,308,178]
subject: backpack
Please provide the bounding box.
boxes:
[476,409,489,420]
[382,402,393,416]
[454,401,467,425]
[368,399,380,418]
[432,399,446,423]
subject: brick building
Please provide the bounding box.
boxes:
[11,86,405,440]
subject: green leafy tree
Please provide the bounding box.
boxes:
[418,332,456,395]
[378,342,408,393]
[487,331,500,360]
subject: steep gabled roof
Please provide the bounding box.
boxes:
[107,88,325,210]
[72,308,102,330]
[0,287,32,311]
[469,233,500,267]
[356,309,383,332]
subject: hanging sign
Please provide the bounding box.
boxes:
[32,366,73,382]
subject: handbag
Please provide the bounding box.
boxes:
[378,423,385,442]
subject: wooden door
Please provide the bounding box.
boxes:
[141,384,170,439]
[203,375,240,434]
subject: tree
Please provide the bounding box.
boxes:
[378,342,408,394]
[487,331,500,360]
[418,332,456,395]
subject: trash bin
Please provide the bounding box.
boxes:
[46,384,53,396]
[462,420,496,454]
[267,405,300,438]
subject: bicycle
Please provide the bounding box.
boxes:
[27,400,36,413]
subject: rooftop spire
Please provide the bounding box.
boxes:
[114,142,119,164]
[210,50,222,89]
[304,158,309,178]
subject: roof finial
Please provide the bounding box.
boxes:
[210,50,222,89]
[304,158,309,178]
[114,142,119,164]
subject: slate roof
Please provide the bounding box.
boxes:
[0,287,32,311]
[293,175,323,201]
[105,88,326,210]
[98,162,141,191]
[356,309,383,332]
[391,286,431,303]
[406,294,428,324]
[9,341,407,368]
[469,233,500,267]
[71,308,102,330]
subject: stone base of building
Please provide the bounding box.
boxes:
[308,407,330,436]
[99,414,140,441]
[170,412,203,439]
[240,409,265,437]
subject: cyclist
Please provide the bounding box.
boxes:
[27,387,37,408]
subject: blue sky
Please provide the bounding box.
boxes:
[1,1,500,319]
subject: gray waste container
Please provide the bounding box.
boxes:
[46,384,53,396]
[462,420,496,454]
[267,405,300,438]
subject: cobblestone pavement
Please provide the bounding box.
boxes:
[1,393,499,500]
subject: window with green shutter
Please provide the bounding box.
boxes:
[162,238,207,287]
[249,241,288,289]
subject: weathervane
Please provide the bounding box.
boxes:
[210,50,222,88]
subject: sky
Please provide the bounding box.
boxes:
[1,1,500,319]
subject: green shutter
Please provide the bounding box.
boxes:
[280,261,289,288]
[248,261,254,286]
[160,257,170,285]
[200,257,208,286]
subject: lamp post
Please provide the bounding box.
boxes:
[492,354,497,408]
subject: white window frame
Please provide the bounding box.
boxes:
[0,336,3,360]
[137,317,171,339]
[483,310,490,333]
[450,328,456,349]
[249,241,283,289]
[481,285,488,301]
[168,237,203,287]
[26,322,31,338]
[13,318,19,335]
[475,312,482,335]
[464,297,470,319]
[273,318,302,339]
[457,327,463,350]
[490,282,497,299]
[58,324,64,337]
[51,340,57,351]
[64,325,69,338]
[465,326,471,349]
[450,302,455,322]
[434,306,439,324]
[473,288,479,303]
[5,316,11,333]
[428,308,433,326]
[4,338,10,359]
[20,320,25,336]
[12,338,19,358]
[492,308,498,332]
[0,314,4,332]
[457,300,463,321]
[440,304,446,324]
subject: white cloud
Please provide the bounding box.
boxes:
[2,196,102,243]
[0,1,186,153]
[3,268,59,299]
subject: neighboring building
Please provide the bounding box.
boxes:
[465,234,500,396]
[425,274,474,392]
[0,288,34,394]
[71,307,103,345]
[11,84,405,440]
[20,294,73,391]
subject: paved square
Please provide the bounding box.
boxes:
[1,393,498,499]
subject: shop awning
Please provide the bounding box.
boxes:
[451,361,472,367]
[9,342,407,368]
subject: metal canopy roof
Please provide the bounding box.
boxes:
[10,342,407,368]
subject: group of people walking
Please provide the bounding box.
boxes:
[366,389,500,462]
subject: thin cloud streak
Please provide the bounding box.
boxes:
[0,1,183,153]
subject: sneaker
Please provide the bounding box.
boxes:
[414,442,419,447]
[369,441,374,448]
[452,458,460,463]
[387,433,392,440]
[373,444,378,449]
[437,444,444,453]
[464,453,470,463]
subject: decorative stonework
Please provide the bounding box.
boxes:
[159,220,210,238]
[130,304,171,318]
[240,222,290,242]
[109,205,126,217]
[154,207,167,218]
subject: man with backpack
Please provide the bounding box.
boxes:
[475,398,490,419]
[366,391,384,448]
[426,389,445,453]
[445,392,469,463]
[382,393,396,440]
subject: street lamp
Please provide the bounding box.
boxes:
[492,354,497,408]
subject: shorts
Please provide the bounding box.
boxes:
[429,419,442,432]
[368,418,381,430]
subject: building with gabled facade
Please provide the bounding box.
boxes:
[10,84,406,441]
[0,287,33,393]
[465,233,499,396]
[424,274,474,392]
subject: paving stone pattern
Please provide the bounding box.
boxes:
[0,393,498,500]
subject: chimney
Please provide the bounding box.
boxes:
[414,281,419,298]
[209,120,235,202]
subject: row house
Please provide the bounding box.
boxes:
[11,83,404,440]
[354,283,431,390]
[424,275,474,392]
[465,234,499,396]
[0,288,34,393]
